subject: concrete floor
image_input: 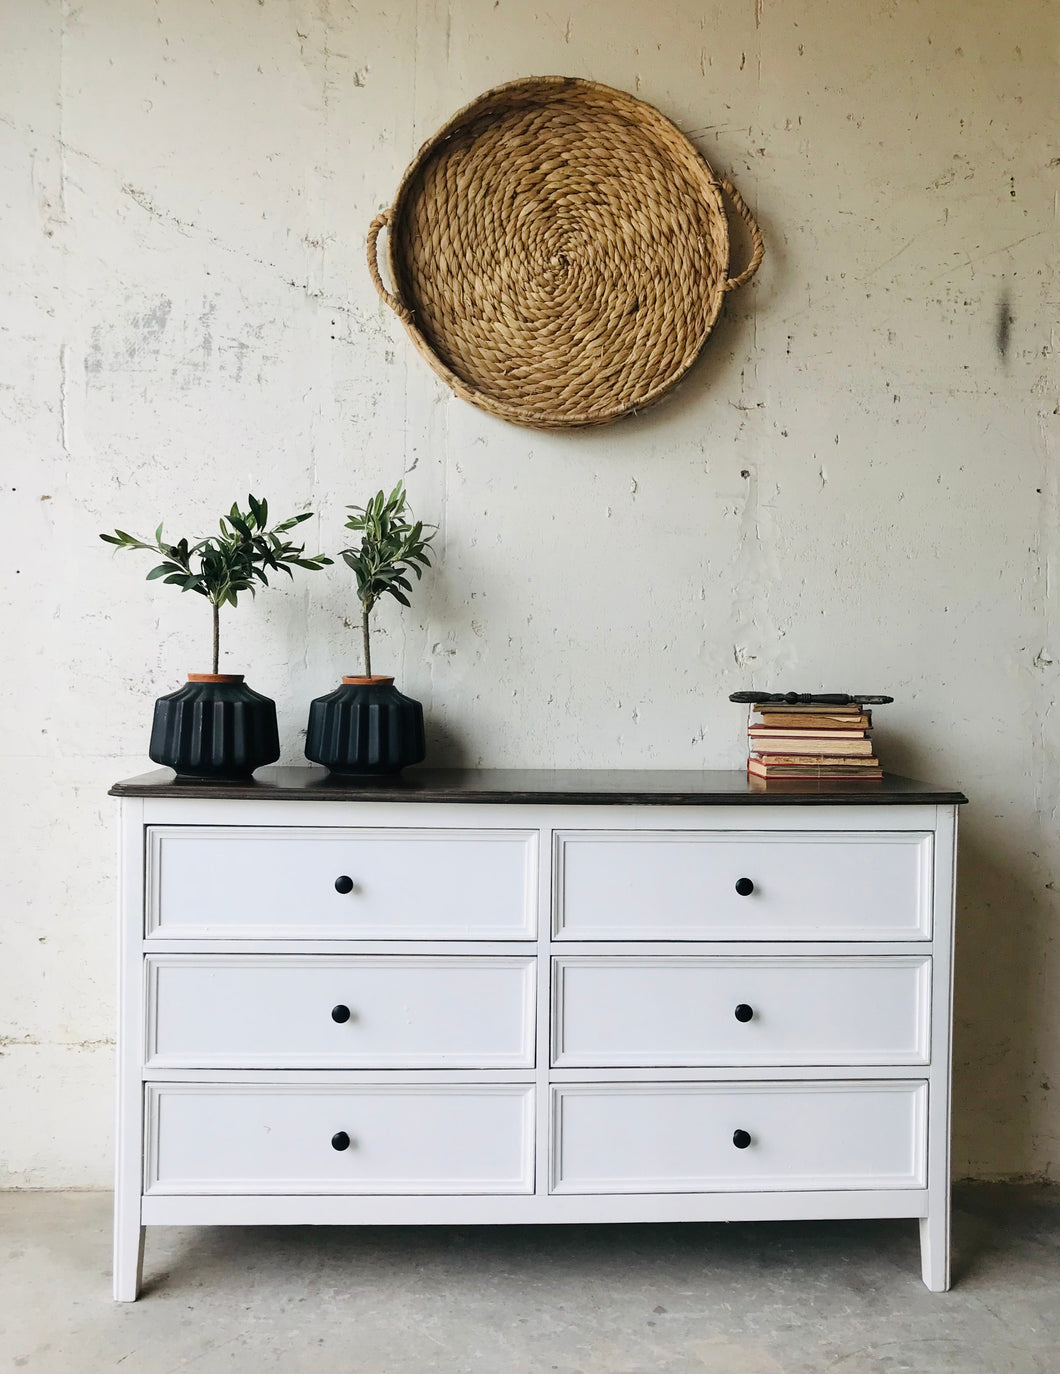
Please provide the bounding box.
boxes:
[0,1187,1057,1374]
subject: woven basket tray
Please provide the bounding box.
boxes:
[367,76,764,431]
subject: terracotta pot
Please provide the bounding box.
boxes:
[149,674,280,779]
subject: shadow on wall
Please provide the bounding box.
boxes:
[422,712,474,768]
[886,733,1048,1179]
[649,183,781,429]
[948,826,1054,1181]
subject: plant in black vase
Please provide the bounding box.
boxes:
[102,496,331,779]
[305,481,436,777]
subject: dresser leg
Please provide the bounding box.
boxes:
[919,1211,950,1292]
[113,1222,145,1302]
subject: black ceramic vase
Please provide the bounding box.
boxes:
[149,674,281,780]
[304,675,426,777]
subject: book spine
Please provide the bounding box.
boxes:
[747,764,884,780]
[746,738,874,756]
[748,729,869,740]
[751,716,870,731]
[752,754,880,767]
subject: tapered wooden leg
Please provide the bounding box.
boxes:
[113,1196,145,1301]
[113,1216,145,1302]
[113,1214,145,1302]
[919,1210,950,1292]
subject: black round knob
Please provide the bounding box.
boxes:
[331,1004,351,1024]
[735,878,755,897]
[732,1129,752,1150]
[334,875,354,894]
[734,1004,754,1023]
[331,1131,351,1151]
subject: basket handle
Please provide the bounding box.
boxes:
[367,210,412,322]
[720,178,764,292]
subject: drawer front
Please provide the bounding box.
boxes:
[555,831,932,940]
[146,956,536,1069]
[147,827,537,939]
[146,1084,535,1194]
[552,957,931,1067]
[551,1081,927,1193]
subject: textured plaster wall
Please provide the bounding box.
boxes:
[0,0,1057,1187]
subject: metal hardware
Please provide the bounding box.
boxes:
[729,691,893,705]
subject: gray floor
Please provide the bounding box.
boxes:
[1,1187,1057,1374]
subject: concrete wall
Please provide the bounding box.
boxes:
[1,0,1056,1186]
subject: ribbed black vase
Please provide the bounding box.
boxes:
[304,676,426,777]
[149,674,281,780]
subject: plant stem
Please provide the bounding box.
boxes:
[361,602,372,678]
[212,602,220,675]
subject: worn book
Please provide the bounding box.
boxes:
[747,759,883,780]
[752,754,881,767]
[749,726,868,739]
[751,712,871,730]
[746,735,874,756]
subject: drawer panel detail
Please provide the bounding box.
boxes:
[146,956,537,1069]
[147,827,538,940]
[146,1084,535,1195]
[552,957,931,1067]
[551,1081,927,1193]
[554,831,933,940]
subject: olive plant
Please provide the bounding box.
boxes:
[340,482,435,677]
[101,496,331,673]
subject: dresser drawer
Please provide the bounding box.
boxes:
[552,956,931,1067]
[145,1083,535,1195]
[146,827,537,939]
[146,956,536,1069]
[554,831,932,940]
[551,1081,927,1193]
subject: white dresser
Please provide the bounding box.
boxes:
[111,767,965,1300]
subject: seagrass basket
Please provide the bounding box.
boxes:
[367,76,764,431]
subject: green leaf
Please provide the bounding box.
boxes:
[336,480,435,635]
[102,497,330,632]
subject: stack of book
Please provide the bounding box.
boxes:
[746,701,882,780]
